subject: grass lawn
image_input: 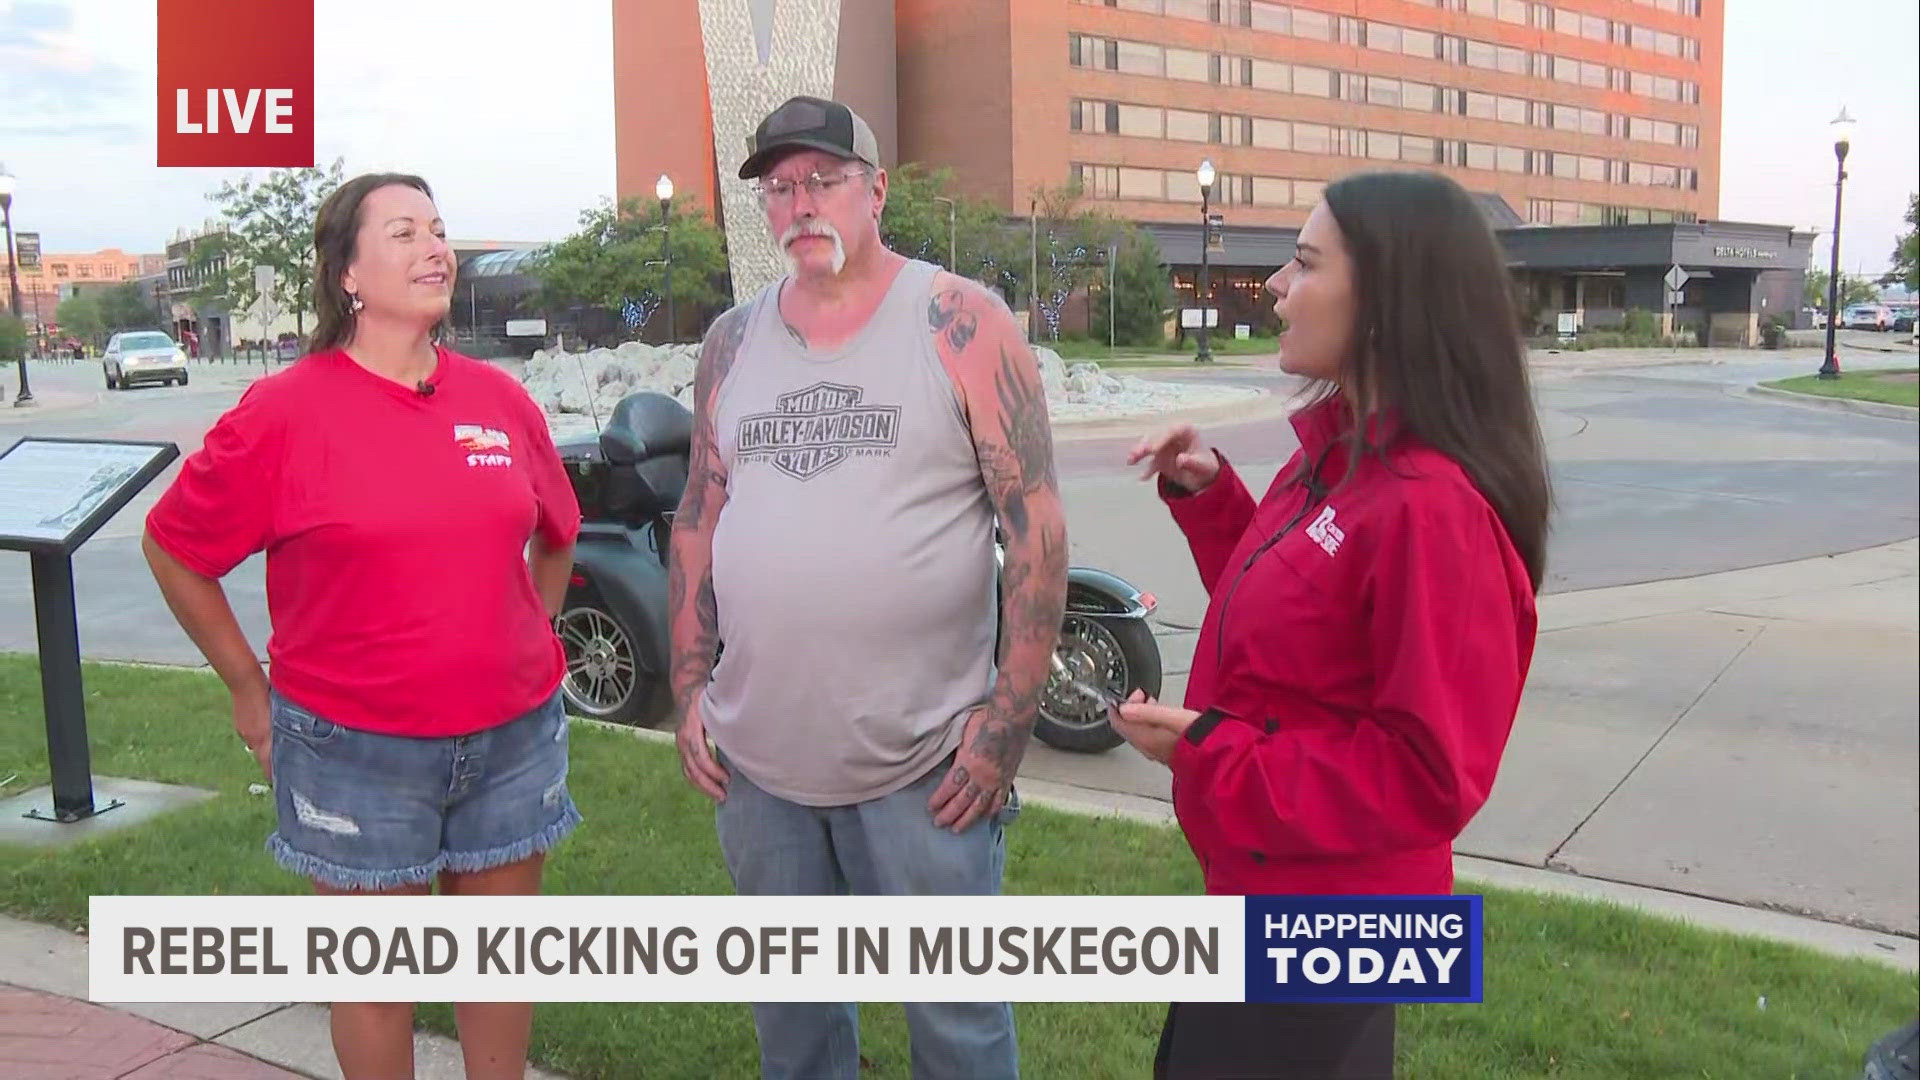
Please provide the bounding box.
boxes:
[1762,368,1920,409]
[1050,336,1277,363]
[2,654,1914,1078]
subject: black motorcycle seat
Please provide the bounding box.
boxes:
[600,392,694,466]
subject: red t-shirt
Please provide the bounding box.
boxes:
[146,346,582,738]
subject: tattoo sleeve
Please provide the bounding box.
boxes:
[667,306,748,715]
[933,283,1069,775]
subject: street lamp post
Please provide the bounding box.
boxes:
[1195,158,1216,363]
[0,165,34,405]
[656,174,676,344]
[1818,108,1856,380]
[933,196,957,271]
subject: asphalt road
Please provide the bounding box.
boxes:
[0,340,1914,658]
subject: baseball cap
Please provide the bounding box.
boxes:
[738,95,881,180]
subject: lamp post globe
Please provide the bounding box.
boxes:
[0,163,33,406]
[1818,108,1855,380]
[655,174,676,344]
[1194,159,1216,363]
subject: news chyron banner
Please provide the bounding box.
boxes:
[90,895,1481,1005]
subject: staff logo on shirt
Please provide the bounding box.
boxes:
[454,425,513,468]
[1306,505,1345,557]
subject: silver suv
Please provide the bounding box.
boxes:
[103,331,190,389]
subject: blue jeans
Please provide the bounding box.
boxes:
[714,749,1021,1080]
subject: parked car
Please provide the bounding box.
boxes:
[1843,304,1893,331]
[102,331,190,389]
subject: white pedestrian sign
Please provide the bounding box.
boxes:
[1664,264,1690,292]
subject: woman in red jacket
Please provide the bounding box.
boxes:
[1116,169,1551,1078]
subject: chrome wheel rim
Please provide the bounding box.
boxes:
[556,607,636,716]
[1040,615,1127,732]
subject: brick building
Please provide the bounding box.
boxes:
[614,0,1805,343]
[2,247,166,340]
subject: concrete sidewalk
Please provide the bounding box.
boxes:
[0,913,569,1080]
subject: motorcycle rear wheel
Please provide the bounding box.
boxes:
[555,598,668,727]
[1035,614,1161,753]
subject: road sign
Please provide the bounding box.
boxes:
[1664,264,1690,291]
[1667,290,1686,306]
[15,232,40,270]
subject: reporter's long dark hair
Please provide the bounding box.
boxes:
[1314,169,1552,593]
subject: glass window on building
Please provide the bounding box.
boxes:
[1251,117,1291,149]
[1582,13,1608,40]
[1402,27,1437,57]
[1366,21,1401,52]
[1292,64,1332,96]
[1497,145,1526,172]
[1114,0,1161,11]
[1367,77,1402,108]
[1465,0,1495,15]
[1498,0,1527,21]
[1402,80,1439,110]
[1465,39,1496,68]
[1466,91,1498,119]
[1496,45,1528,74]
[1166,108,1210,141]
[1117,167,1163,199]
[1578,155,1605,182]
[1367,131,1402,161]
[1249,57,1290,91]
[1252,176,1292,205]
[1166,169,1201,203]
[1072,164,1121,197]
[1249,0,1289,32]
[1292,7,1332,39]
[1116,40,1163,75]
[1553,7,1580,35]
[1402,134,1437,163]
[1166,47,1211,80]
[1497,94,1528,123]
[1552,152,1579,179]
[1466,142,1495,170]
[1116,103,1163,136]
[1293,178,1324,206]
[1293,122,1332,153]
[1164,0,1210,19]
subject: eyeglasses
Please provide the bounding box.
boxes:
[750,167,868,206]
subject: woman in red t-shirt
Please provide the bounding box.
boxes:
[1116,170,1551,1077]
[144,172,582,1079]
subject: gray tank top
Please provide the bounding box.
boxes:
[700,258,998,806]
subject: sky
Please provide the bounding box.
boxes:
[2,0,1915,281]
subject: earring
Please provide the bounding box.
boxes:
[349,294,363,313]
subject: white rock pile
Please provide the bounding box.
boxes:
[523,341,1260,442]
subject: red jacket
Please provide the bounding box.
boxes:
[1162,396,1538,897]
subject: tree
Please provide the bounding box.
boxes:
[528,194,729,343]
[1026,181,1125,341]
[1089,227,1176,347]
[94,283,162,334]
[205,157,347,338]
[0,314,26,363]
[55,291,103,344]
[1805,269,1878,312]
[1884,192,1918,291]
[879,162,1022,296]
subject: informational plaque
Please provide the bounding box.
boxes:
[0,438,180,555]
[2,437,182,824]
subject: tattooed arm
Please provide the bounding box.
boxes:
[926,273,1070,832]
[668,305,749,800]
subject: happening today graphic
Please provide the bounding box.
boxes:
[736,382,902,481]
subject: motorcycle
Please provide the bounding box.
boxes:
[551,389,1160,753]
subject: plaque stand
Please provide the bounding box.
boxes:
[0,437,181,827]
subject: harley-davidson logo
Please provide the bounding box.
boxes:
[737,381,901,480]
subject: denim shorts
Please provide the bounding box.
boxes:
[264,687,582,891]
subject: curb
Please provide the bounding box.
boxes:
[580,720,1919,972]
[1747,383,1918,421]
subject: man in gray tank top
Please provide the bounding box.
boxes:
[666,96,1068,1079]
